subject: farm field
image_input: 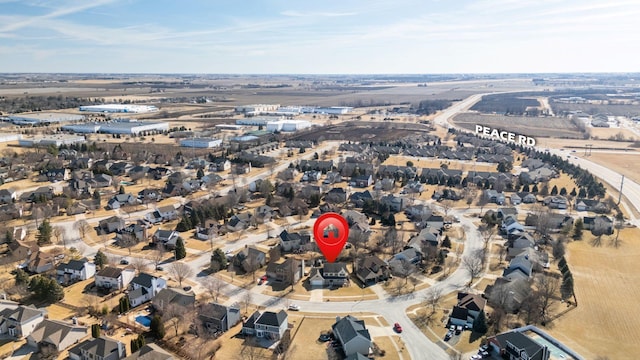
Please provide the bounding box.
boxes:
[546,227,640,359]
[585,152,640,184]
[452,113,584,139]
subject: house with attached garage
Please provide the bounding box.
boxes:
[0,189,16,204]
[354,255,390,287]
[68,336,127,360]
[574,198,608,213]
[152,229,181,249]
[448,292,486,329]
[278,230,311,253]
[152,288,196,313]
[309,262,349,287]
[0,301,46,338]
[27,319,87,352]
[128,273,167,307]
[487,329,551,360]
[332,315,372,357]
[265,258,305,286]
[106,193,138,210]
[95,267,135,291]
[583,215,614,236]
[56,258,96,285]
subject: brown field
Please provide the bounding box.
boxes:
[583,152,640,184]
[384,155,498,173]
[453,113,584,139]
[290,121,433,142]
[589,127,639,142]
[545,227,640,359]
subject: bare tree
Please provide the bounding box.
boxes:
[200,277,225,302]
[131,257,149,274]
[535,274,560,322]
[461,256,483,287]
[169,262,194,287]
[152,245,166,269]
[424,287,443,314]
[52,226,66,245]
[164,304,186,337]
[242,291,253,314]
[75,220,91,238]
[441,200,454,217]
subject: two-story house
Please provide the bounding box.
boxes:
[128,273,167,307]
[332,315,372,357]
[242,310,288,340]
[197,303,241,333]
[152,230,181,249]
[56,258,96,285]
[309,262,349,287]
[68,336,127,360]
[95,267,135,291]
[449,292,487,329]
[0,302,46,338]
[27,319,88,352]
[278,230,311,252]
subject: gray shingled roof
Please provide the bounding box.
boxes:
[256,310,287,327]
[332,315,371,343]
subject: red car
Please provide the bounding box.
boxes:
[258,275,268,285]
[393,323,402,333]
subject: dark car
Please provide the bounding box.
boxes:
[318,333,331,342]
[393,323,403,333]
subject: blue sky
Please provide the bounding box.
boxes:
[1,0,639,74]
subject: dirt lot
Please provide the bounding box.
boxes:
[582,151,640,184]
[453,113,584,139]
[545,227,640,358]
[290,121,433,142]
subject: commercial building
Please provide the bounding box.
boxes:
[7,113,84,125]
[62,119,168,135]
[266,119,312,132]
[179,138,223,148]
[215,124,245,131]
[19,135,86,147]
[79,104,158,113]
[314,106,353,115]
[234,104,280,115]
[236,117,281,126]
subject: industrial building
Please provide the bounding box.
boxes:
[314,106,353,115]
[19,134,86,147]
[179,138,223,148]
[79,104,159,113]
[7,113,84,125]
[234,104,280,115]
[0,133,21,143]
[236,117,282,126]
[266,119,312,132]
[62,119,169,134]
[215,124,245,131]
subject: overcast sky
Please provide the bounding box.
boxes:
[1,0,639,74]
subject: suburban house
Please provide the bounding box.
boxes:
[68,336,127,360]
[351,174,373,188]
[27,319,88,352]
[90,174,113,188]
[309,262,349,287]
[583,215,614,236]
[98,216,126,234]
[152,288,196,313]
[106,193,138,210]
[242,310,288,340]
[254,205,274,224]
[197,303,241,333]
[56,258,96,285]
[115,224,147,245]
[0,189,16,204]
[156,205,178,221]
[211,159,231,172]
[354,256,390,286]
[0,302,46,338]
[574,198,608,213]
[519,167,557,184]
[543,195,568,210]
[44,168,71,182]
[26,250,55,274]
[124,344,173,360]
[503,255,534,278]
[278,230,311,252]
[332,315,372,357]
[501,215,525,235]
[128,273,167,307]
[325,188,348,204]
[380,194,408,212]
[233,246,267,273]
[301,170,322,182]
[265,258,305,285]
[95,267,135,291]
[227,213,253,232]
[484,190,506,205]
[449,292,486,329]
[487,330,551,360]
[349,190,373,207]
[152,229,181,249]
[137,189,162,203]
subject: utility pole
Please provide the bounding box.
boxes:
[618,175,625,205]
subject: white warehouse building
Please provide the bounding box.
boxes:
[179,138,223,148]
[314,106,353,115]
[266,120,312,132]
[235,104,280,114]
[8,113,84,125]
[79,104,159,113]
[62,119,169,134]
[19,135,85,147]
[236,117,281,126]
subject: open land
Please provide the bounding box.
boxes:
[452,113,585,139]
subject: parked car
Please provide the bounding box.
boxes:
[288,304,300,311]
[444,330,453,341]
[156,266,164,271]
[120,258,129,265]
[393,322,402,333]
[258,275,268,285]
[318,333,331,342]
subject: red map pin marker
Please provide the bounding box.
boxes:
[313,212,349,263]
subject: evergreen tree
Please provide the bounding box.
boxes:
[93,190,102,206]
[14,268,29,286]
[29,276,64,303]
[196,168,205,179]
[578,188,587,198]
[94,250,108,270]
[131,334,146,353]
[522,184,530,193]
[5,230,13,244]
[573,218,584,240]
[36,220,53,245]
[91,324,101,338]
[472,310,488,334]
[570,187,577,197]
[210,248,228,272]
[531,184,539,193]
[119,185,125,194]
[551,185,558,196]
[174,237,187,260]
[442,235,452,248]
[150,315,165,339]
